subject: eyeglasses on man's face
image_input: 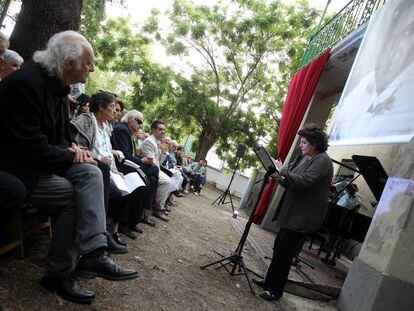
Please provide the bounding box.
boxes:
[135,118,143,125]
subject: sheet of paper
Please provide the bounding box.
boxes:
[110,171,130,196]
[124,172,146,192]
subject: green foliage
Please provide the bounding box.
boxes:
[149,0,319,168]
[79,0,320,170]
[80,0,126,45]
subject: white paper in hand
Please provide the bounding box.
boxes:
[110,172,145,196]
[123,172,145,192]
[110,172,130,195]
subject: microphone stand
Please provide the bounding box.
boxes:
[201,166,276,295]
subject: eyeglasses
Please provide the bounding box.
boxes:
[136,119,143,125]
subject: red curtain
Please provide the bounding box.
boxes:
[253,49,331,225]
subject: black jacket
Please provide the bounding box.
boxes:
[112,122,143,166]
[0,64,74,190]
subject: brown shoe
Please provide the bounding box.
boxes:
[152,211,170,222]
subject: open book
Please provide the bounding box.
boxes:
[110,171,146,196]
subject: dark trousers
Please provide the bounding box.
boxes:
[108,179,148,226]
[191,173,203,192]
[123,186,147,227]
[97,160,110,214]
[139,165,158,211]
[107,181,125,223]
[0,171,27,231]
[179,170,190,189]
[28,164,107,278]
[264,228,304,296]
[120,164,158,212]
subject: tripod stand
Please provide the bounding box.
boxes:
[201,166,275,295]
[212,157,241,212]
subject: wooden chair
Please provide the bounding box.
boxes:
[0,203,52,258]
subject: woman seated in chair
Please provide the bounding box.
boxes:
[71,92,148,249]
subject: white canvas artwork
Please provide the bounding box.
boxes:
[328,0,414,146]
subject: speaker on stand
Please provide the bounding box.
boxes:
[212,144,246,212]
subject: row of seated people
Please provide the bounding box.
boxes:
[0,30,198,304]
[156,137,208,196]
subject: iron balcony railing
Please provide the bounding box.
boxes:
[298,0,388,69]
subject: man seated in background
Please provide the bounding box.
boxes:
[140,120,172,219]
[189,159,207,196]
[175,146,190,195]
[0,30,137,304]
[112,110,162,224]
[0,49,23,79]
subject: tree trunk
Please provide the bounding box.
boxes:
[196,128,218,161]
[9,0,83,61]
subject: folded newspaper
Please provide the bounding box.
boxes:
[110,171,145,196]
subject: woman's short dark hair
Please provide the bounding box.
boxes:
[116,99,125,111]
[89,92,115,113]
[297,123,329,152]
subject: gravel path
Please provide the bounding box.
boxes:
[0,184,337,310]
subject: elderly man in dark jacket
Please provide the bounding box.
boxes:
[0,31,137,304]
[112,110,163,223]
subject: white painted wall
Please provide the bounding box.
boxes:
[205,165,250,198]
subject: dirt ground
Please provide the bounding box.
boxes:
[0,184,337,311]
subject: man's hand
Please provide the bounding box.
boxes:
[142,157,154,165]
[100,156,112,166]
[67,143,88,163]
[67,143,97,165]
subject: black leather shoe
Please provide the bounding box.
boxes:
[252,278,266,289]
[119,225,137,240]
[77,252,139,281]
[107,235,128,254]
[40,275,95,304]
[142,218,156,227]
[130,225,143,234]
[173,191,184,198]
[259,290,282,301]
[112,232,127,246]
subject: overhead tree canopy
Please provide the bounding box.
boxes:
[142,0,319,166]
[12,0,320,169]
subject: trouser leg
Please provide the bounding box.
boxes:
[124,186,146,227]
[264,228,304,296]
[64,164,107,255]
[193,174,202,192]
[157,171,171,209]
[107,181,124,223]
[96,160,110,214]
[180,171,190,189]
[140,165,158,211]
[0,171,27,230]
[28,174,78,278]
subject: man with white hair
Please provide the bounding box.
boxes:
[112,110,165,223]
[0,49,24,79]
[0,31,137,304]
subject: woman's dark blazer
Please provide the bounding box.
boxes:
[273,152,333,233]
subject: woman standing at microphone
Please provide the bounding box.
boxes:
[255,123,333,301]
